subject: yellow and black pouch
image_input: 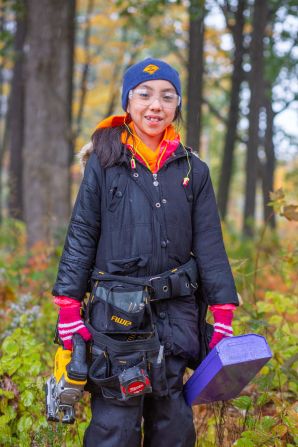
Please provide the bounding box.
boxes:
[85,274,168,400]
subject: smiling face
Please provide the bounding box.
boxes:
[126,80,177,150]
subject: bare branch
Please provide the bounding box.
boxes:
[202,96,247,145]
[274,95,298,116]
[218,0,234,34]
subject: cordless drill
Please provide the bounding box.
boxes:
[45,333,88,424]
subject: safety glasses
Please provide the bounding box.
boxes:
[128,88,181,109]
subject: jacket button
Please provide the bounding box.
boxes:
[161,199,167,204]
[115,191,122,198]
[159,311,166,319]
[165,342,171,350]
[161,240,167,248]
[155,202,161,208]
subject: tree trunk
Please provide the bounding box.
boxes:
[23,0,75,246]
[0,2,7,223]
[186,0,205,153]
[67,1,76,167]
[8,4,27,220]
[217,0,246,220]
[261,86,276,228]
[243,0,268,237]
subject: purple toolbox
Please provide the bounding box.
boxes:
[184,334,272,406]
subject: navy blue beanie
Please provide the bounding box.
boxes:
[122,58,182,111]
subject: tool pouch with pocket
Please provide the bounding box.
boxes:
[85,276,168,401]
[87,331,168,401]
[87,279,152,335]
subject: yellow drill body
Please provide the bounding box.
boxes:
[54,346,87,386]
[46,336,88,424]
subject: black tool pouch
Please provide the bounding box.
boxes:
[89,346,147,400]
[87,330,167,400]
[87,279,153,336]
[85,276,168,400]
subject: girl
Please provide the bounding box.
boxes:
[52,58,238,447]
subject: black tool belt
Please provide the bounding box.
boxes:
[91,256,198,302]
[85,257,199,399]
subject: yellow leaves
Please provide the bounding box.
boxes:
[75,46,89,65]
[269,188,285,202]
[86,84,110,107]
[89,13,112,27]
[0,284,16,306]
[264,291,294,314]
[75,135,88,154]
[75,47,101,66]
[269,188,286,213]
[268,315,282,326]
[282,204,298,221]
[286,402,298,425]
[1,82,11,98]
[271,424,288,438]
[259,365,270,375]
[269,188,298,221]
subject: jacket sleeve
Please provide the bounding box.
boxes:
[52,152,101,301]
[192,160,239,306]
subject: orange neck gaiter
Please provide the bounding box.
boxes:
[95,114,181,173]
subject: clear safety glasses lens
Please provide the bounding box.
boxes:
[128,89,180,109]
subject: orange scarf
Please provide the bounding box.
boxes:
[96,115,180,173]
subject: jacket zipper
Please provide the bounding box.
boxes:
[151,172,160,273]
[129,152,189,274]
[152,172,168,273]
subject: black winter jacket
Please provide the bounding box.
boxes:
[52,144,238,306]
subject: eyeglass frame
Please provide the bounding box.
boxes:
[128,87,181,109]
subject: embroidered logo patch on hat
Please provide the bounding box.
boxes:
[143,64,159,75]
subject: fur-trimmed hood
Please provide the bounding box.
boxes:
[77,114,128,172]
[77,141,94,172]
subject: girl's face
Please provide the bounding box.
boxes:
[127,80,178,147]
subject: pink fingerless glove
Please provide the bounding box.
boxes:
[209,304,236,350]
[55,296,92,350]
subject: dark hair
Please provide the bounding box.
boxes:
[92,109,183,168]
[91,124,129,168]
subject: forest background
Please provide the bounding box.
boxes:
[0,0,297,446]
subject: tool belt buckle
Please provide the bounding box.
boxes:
[148,276,162,301]
[148,276,173,301]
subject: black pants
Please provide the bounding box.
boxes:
[83,356,196,447]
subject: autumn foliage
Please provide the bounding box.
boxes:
[0,191,297,446]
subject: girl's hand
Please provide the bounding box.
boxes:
[55,297,92,350]
[209,305,235,350]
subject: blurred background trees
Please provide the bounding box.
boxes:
[0,2,297,445]
[0,0,297,246]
